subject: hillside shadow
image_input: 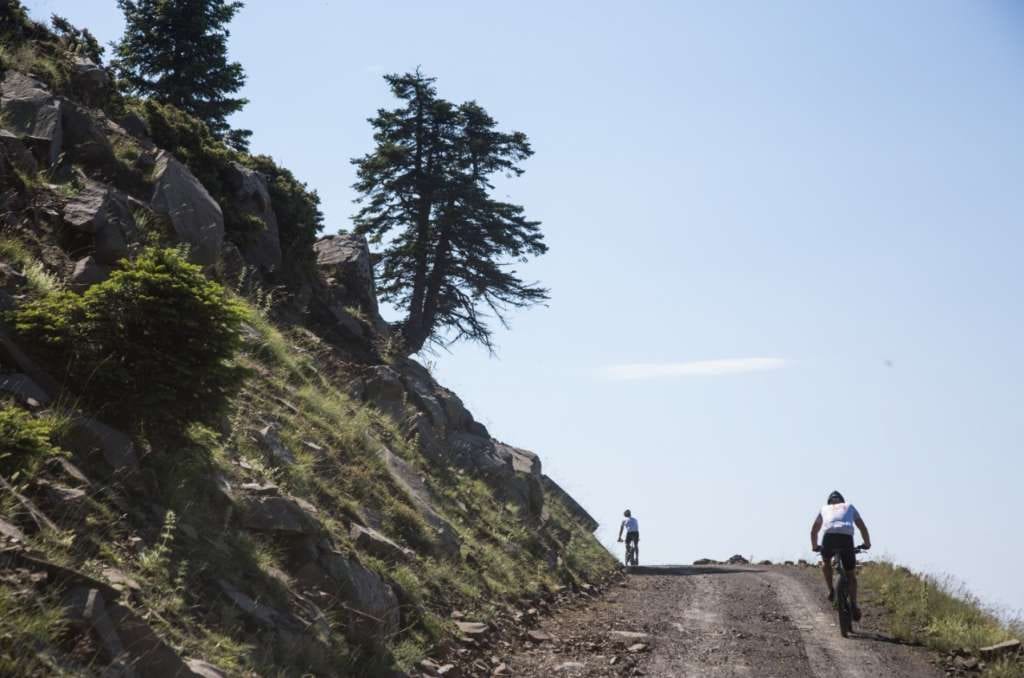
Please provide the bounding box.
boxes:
[627,565,766,577]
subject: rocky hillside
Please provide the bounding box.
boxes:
[0,8,616,677]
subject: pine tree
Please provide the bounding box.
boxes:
[50,15,104,64]
[352,70,548,355]
[111,0,251,149]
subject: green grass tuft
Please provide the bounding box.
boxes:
[860,560,1024,676]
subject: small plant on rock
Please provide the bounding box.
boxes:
[0,403,64,480]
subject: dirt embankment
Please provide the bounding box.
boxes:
[500,564,942,677]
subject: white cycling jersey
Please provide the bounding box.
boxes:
[622,517,639,533]
[820,502,860,536]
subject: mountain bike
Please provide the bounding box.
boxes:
[829,544,867,638]
[621,537,638,568]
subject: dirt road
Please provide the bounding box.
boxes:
[504,564,941,677]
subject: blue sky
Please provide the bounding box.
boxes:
[25,0,1024,615]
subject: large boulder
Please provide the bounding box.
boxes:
[397,360,448,428]
[314,234,379,315]
[377,446,461,558]
[63,586,195,678]
[0,129,38,177]
[69,56,110,105]
[64,417,139,473]
[0,372,51,407]
[150,151,224,266]
[297,549,401,646]
[63,180,138,264]
[495,442,542,476]
[237,485,318,535]
[349,523,414,563]
[69,255,111,291]
[225,162,281,272]
[60,100,117,173]
[0,71,62,166]
[445,433,546,517]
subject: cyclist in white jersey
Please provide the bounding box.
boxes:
[810,491,872,620]
[617,510,639,564]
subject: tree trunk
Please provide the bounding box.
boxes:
[403,224,451,355]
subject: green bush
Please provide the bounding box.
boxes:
[244,154,324,256]
[137,99,236,199]
[0,1,33,45]
[135,101,323,260]
[12,247,245,426]
[0,404,63,479]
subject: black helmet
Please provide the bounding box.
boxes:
[623,509,631,517]
[827,491,845,505]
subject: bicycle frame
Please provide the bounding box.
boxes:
[829,545,864,638]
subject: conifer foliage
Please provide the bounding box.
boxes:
[111,0,251,149]
[352,70,549,355]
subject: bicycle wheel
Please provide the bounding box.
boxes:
[836,580,852,637]
[838,605,852,637]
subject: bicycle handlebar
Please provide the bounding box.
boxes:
[812,544,871,554]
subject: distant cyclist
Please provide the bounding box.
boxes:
[617,509,639,565]
[810,491,872,620]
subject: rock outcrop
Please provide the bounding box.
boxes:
[314,234,379,316]
[313,233,388,336]
[356,357,559,526]
[226,162,281,272]
[70,254,111,290]
[69,56,110,105]
[0,22,614,676]
[0,71,63,166]
[150,151,224,266]
[62,179,138,265]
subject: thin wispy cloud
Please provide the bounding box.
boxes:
[598,358,789,381]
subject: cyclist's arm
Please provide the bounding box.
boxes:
[810,514,823,550]
[854,516,871,549]
[617,521,624,541]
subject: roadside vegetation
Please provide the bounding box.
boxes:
[0,3,612,674]
[860,561,1023,676]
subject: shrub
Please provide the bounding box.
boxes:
[244,154,324,256]
[13,247,246,426]
[0,2,33,45]
[50,15,104,64]
[137,99,237,199]
[0,404,63,479]
[135,101,323,259]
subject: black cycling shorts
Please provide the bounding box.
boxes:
[625,531,639,545]
[821,533,856,570]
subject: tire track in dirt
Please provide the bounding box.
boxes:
[503,565,941,678]
[769,567,943,678]
[767,570,879,678]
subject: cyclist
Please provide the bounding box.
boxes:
[617,509,640,565]
[810,491,872,620]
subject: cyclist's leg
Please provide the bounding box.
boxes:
[821,555,835,599]
[626,532,639,565]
